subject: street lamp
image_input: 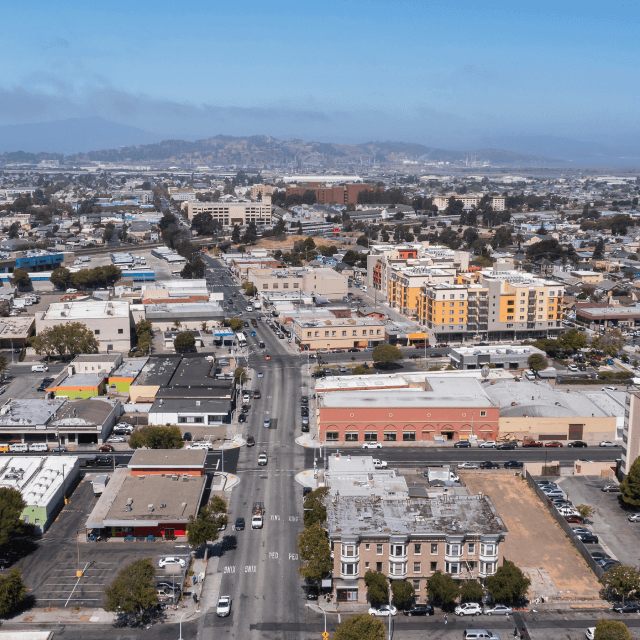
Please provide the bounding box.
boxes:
[306,603,328,635]
[178,610,188,640]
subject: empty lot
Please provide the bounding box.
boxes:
[463,473,601,599]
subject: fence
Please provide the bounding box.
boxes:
[524,469,604,580]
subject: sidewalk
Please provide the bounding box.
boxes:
[294,469,321,489]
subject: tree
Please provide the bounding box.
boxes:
[187,498,227,547]
[621,457,640,508]
[601,565,640,605]
[104,558,157,617]
[225,318,243,332]
[181,256,206,279]
[593,238,605,261]
[129,426,184,449]
[200,322,208,333]
[134,319,153,337]
[31,322,99,359]
[352,365,374,375]
[575,504,595,519]
[372,344,403,364]
[357,235,369,247]
[594,619,631,640]
[0,568,27,616]
[242,221,258,245]
[427,570,460,606]
[174,331,195,352]
[390,580,415,609]
[234,367,247,383]
[102,222,115,241]
[242,282,257,296]
[527,353,548,372]
[231,224,241,244]
[0,488,25,547]
[460,580,484,602]
[12,269,31,290]
[558,328,588,351]
[364,571,389,606]
[297,524,333,582]
[303,487,329,528]
[591,330,625,356]
[50,267,71,290]
[485,560,531,603]
[331,613,385,640]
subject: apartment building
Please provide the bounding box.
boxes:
[622,391,640,477]
[417,283,469,341]
[250,184,274,200]
[247,267,347,300]
[285,182,372,205]
[388,266,455,315]
[324,455,507,604]
[186,198,272,228]
[432,194,506,211]
[293,316,386,351]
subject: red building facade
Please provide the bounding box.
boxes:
[286,182,372,205]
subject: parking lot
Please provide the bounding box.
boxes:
[463,473,602,600]
[556,475,640,569]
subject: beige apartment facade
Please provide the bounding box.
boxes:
[187,198,272,228]
[432,194,506,211]
[248,267,347,301]
[293,317,385,351]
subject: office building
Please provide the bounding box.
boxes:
[187,198,272,228]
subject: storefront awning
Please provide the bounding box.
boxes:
[336,579,359,589]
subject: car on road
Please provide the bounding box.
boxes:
[523,440,543,448]
[568,441,588,448]
[480,461,500,469]
[257,371,263,377]
[246,436,255,447]
[301,395,309,405]
[564,514,584,523]
[238,414,246,423]
[52,445,68,453]
[253,390,261,399]
[251,514,263,529]
[482,604,513,616]
[241,404,250,413]
[264,354,271,360]
[216,595,232,617]
[306,585,320,600]
[599,441,618,447]
[457,462,479,469]
[368,605,397,617]
[479,441,496,448]
[601,484,621,492]
[258,452,267,466]
[246,306,253,312]
[454,602,482,616]
[235,517,245,531]
[454,441,471,448]
[612,602,640,613]
[586,628,595,640]
[348,348,359,352]
[497,442,517,450]
[503,461,523,469]
[158,557,186,569]
[362,442,382,449]
[545,441,563,448]
[628,513,640,522]
[107,435,126,443]
[250,331,257,336]
[601,386,618,391]
[403,604,434,616]
[263,418,271,428]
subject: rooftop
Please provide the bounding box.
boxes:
[51,398,119,426]
[451,344,546,357]
[0,316,34,339]
[132,355,182,387]
[149,397,231,414]
[73,354,123,364]
[167,356,217,387]
[111,359,148,379]
[0,398,65,427]
[293,316,384,328]
[129,449,207,468]
[51,373,105,389]
[42,300,130,320]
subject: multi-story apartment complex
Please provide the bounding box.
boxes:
[250,184,274,200]
[323,455,507,604]
[285,182,372,205]
[187,198,272,228]
[293,316,386,352]
[432,194,506,211]
[388,266,455,316]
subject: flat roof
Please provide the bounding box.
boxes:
[132,355,182,387]
[51,398,119,426]
[73,354,122,363]
[0,316,34,339]
[149,397,231,414]
[451,345,545,357]
[53,373,105,388]
[168,357,218,387]
[129,449,207,468]
[0,398,65,427]
[111,359,148,378]
[42,300,130,320]
[577,306,640,318]
[293,316,384,328]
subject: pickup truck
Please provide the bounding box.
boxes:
[522,440,543,448]
[372,459,388,469]
[252,502,264,529]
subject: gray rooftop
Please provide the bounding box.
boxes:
[53,373,105,388]
[149,397,231,415]
[73,354,123,363]
[129,449,207,468]
[111,359,148,378]
[132,355,182,387]
[51,398,119,427]
[0,398,65,427]
[168,357,218,387]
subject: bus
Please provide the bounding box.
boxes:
[235,332,247,348]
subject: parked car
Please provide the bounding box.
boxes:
[503,461,523,469]
[257,371,263,378]
[599,441,618,447]
[52,445,68,453]
[182,431,193,441]
[572,526,592,535]
[457,462,479,469]
[627,513,640,522]
[158,557,186,569]
[306,585,320,600]
[497,442,517,450]
[545,441,564,448]
[403,604,434,616]
[454,441,471,449]
[216,595,232,617]
[263,418,271,428]
[564,514,584,523]
[480,461,500,469]
[238,414,247,423]
[368,605,397,617]
[362,442,382,449]
[523,440,543,448]
[612,602,640,613]
[454,602,482,616]
[107,435,126,443]
[568,441,588,448]
[482,604,513,616]
[601,484,621,492]
[479,441,496,449]
[590,551,610,562]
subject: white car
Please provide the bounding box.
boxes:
[628,513,640,522]
[454,602,482,616]
[263,418,271,428]
[362,442,382,449]
[368,604,397,617]
[586,628,595,640]
[258,371,263,377]
[251,514,263,529]
[186,442,212,450]
[246,306,253,312]
[599,441,618,447]
[216,595,232,617]
[258,453,268,466]
[158,557,186,569]
[65,288,78,293]
[483,604,513,615]
[601,386,618,391]
[372,459,388,469]
[107,435,126,443]
[115,423,134,433]
[479,441,496,449]
[457,462,479,469]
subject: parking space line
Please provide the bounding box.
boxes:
[65,562,91,607]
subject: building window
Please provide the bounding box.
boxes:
[480,411,486,417]
[431,543,438,555]
[481,561,497,575]
[413,562,421,573]
[376,562,383,572]
[293,283,299,289]
[445,562,460,574]
[94,329,100,335]
[365,544,370,551]
[412,579,420,591]
[352,330,357,336]
[365,562,370,569]
[326,431,339,441]
[364,432,378,441]
[315,331,319,337]
[263,284,268,289]
[118,328,124,334]
[342,331,347,337]
[341,562,357,575]
[468,543,476,554]
[481,543,496,555]
[343,545,356,557]
[446,543,461,556]
[362,330,367,336]
[377,544,383,555]
[377,329,381,335]
[414,544,422,555]
[325,331,329,337]
[390,544,406,557]
[430,561,438,571]
[384,432,397,441]
[507,316,514,321]
[403,431,416,441]
[179,416,204,423]
[332,331,336,337]
[345,432,358,441]
[273,284,278,289]
[389,562,406,576]
[307,332,312,338]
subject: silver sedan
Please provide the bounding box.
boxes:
[482,604,513,616]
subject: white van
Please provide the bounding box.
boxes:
[28,443,49,452]
[9,443,28,453]
[568,364,578,372]
[31,365,49,372]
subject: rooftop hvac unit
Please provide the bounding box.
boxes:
[126,498,133,505]
[172,475,178,481]
[148,504,154,512]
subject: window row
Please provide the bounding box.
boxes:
[305,329,382,338]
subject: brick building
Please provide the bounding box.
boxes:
[286,182,372,205]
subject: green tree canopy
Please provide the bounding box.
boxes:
[427,570,460,606]
[297,524,333,582]
[187,497,227,547]
[352,365,374,375]
[12,269,31,290]
[485,560,531,603]
[134,319,153,337]
[0,568,27,616]
[460,580,484,602]
[50,267,71,290]
[69,265,122,289]
[558,328,588,351]
[594,619,631,640]
[364,570,389,606]
[601,565,640,604]
[527,353,548,372]
[225,318,243,332]
[104,558,157,617]
[0,487,25,547]
[174,331,195,352]
[128,426,184,449]
[372,344,403,363]
[231,224,241,244]
[621,457,640,509]
[242,282,257,296]
[390,580,415,609]
[31,322,100,359]
[303,487,329,528]
[331,613,385,640]
[234,367,247,383]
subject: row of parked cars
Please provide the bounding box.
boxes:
[367,602,514,617]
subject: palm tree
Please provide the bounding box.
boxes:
[201,322,208,333]
[515,233,524,251]
[173,320,182,330]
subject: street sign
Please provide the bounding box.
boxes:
[322,632,329,639]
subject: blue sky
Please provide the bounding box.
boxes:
[0,0,638,147]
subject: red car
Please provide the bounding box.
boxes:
[565,514,584,523]
[99,444,114,452]
[264,354,271,361]
[523,441,543,448]
[545,441,563,448]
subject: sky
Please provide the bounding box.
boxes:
[0,0,639,148]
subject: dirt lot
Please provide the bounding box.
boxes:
[463,473,602,600]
